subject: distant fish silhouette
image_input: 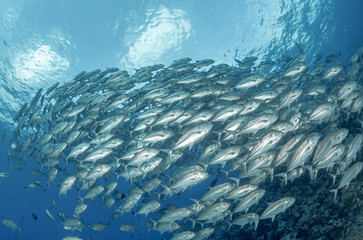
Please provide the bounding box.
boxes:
[325,53,340,63]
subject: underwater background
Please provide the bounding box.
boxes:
[0,0,363,239]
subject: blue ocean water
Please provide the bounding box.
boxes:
[0,0,362,239]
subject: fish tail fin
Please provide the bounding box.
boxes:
[149,219,157,229]
[211,131,222,142]
[229,177,240,187]
[160,184,170,198]
[198,222,204,229]
[218,169,229,179]
[233,133,238,144]
[313,169,318,181]
[242,162,247,173]
[227,221,233,231]
[162,174,172,184]
[268,167,274,182]
[304,165,314,181]
[330,189,338,202]
[77,196,83,203]
[188,218,196,229]
[197,162,208,171]
[118,162,126,174]
[275,173,287,186]
[154,192,161,201]
[254,219,259,231]
[114,171,120,180]
[329,173,337,185]
[160,148,172,161]
[210,140,221,149]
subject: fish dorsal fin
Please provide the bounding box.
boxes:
[295,42,304,55]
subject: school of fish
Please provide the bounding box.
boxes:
[6,44,363,239]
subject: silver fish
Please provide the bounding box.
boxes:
[173,123,213,150]
[346,134,363,161]
[158,207,192,223]
[200,182,235,202]
[330,162,363,201]
[170,231,196,240]
[283,62,307,77]
[248,130,283,160]
[288,133,321,172]
[239,114,278,134]
[231,213,260,230]
[136,201,161,217]
[233,189,265,214]
[260,197,295,222]
[59,176,77,197]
